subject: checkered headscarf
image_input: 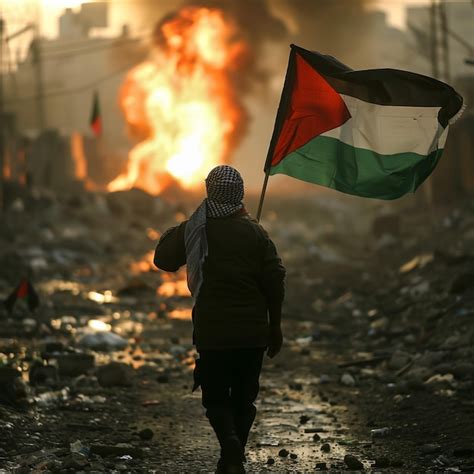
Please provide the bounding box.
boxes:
[206,165,244,217]
[184,166,244,298]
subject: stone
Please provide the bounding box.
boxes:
[97,362,134,387]
[344,454,364,470]
[341,373,356,386]
[420,443,441,455]
[450,272,474,294]
[90,444,144,459]
[374,456,390,468]
[138,428,154,441]
[78,332,128,352]
[451,363,474,379]
[299,415,311,424]
[388,351,411,370]
[29,364,58,386]
[453,447,474,457]
[321,443,331,452]
[56,353,95,377]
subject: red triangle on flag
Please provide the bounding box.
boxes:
[271,53,351,167]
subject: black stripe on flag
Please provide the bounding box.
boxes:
[291,44,463,128]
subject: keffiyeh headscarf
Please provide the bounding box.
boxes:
[185,165,244,299]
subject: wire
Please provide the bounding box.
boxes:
[37,35,148,62]
[4,60,138,104]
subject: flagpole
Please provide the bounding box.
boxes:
[256,45,296,223]
[256,167,270,222]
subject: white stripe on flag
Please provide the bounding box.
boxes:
[321,95,443,156]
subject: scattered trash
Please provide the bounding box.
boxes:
[370,427,391,438]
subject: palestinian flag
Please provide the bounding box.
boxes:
[266,44,464,199]
[90,91,102,137]
[4,279,40,313]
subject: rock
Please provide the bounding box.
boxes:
[405,367,433,385]
[316,462,327,470]
[341,373,356,386]
[29,363,58,386]
[56,353,95,377]
[321,443,331,452]
[374,456,390,468]
[410,281,430,297]
[451,362,474,379]
[278,448,289,457]
[416,351,445,368]
[0,367,29,407]
[61,453,89,470]
[97,362,134,387]
[299,415,311,424]
[78,332,128,352]
[319,374,331,384]
[450,272,474,294]
[138,428,154,441]
[344,454,364,470]
[420,443,441,455]
[388,351,411,370]
[90,444,144,459]
[452,447,474,457]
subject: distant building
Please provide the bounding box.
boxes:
[4,2,147,186]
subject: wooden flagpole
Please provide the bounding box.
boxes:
[256,45,296,223]
[256,167,270,222]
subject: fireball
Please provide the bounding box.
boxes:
[108,7,248,195]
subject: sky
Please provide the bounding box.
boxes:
[1,0,443,39]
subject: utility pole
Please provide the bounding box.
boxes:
[0,17,4,213]
[439,0,451,83]
[32,26,46,131]
[430,0,440,79]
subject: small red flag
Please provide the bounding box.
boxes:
[90,91,102,136]
[4,279,40,312]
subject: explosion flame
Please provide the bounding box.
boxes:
[108,6,248,195]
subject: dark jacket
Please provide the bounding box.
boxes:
[153,210,285,350]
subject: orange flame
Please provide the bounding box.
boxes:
[108,7,248,195]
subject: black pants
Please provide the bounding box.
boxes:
[195,348,265,455]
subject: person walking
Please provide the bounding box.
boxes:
[153,165,285,473]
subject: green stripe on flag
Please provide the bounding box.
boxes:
[270,135,443,200]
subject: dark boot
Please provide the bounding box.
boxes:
[207,405,245,471]
[234,405,256,449]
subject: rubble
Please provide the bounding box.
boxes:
[0,187,473,471]
[97,362,134,387]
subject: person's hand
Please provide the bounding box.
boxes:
[267,325,283,358]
